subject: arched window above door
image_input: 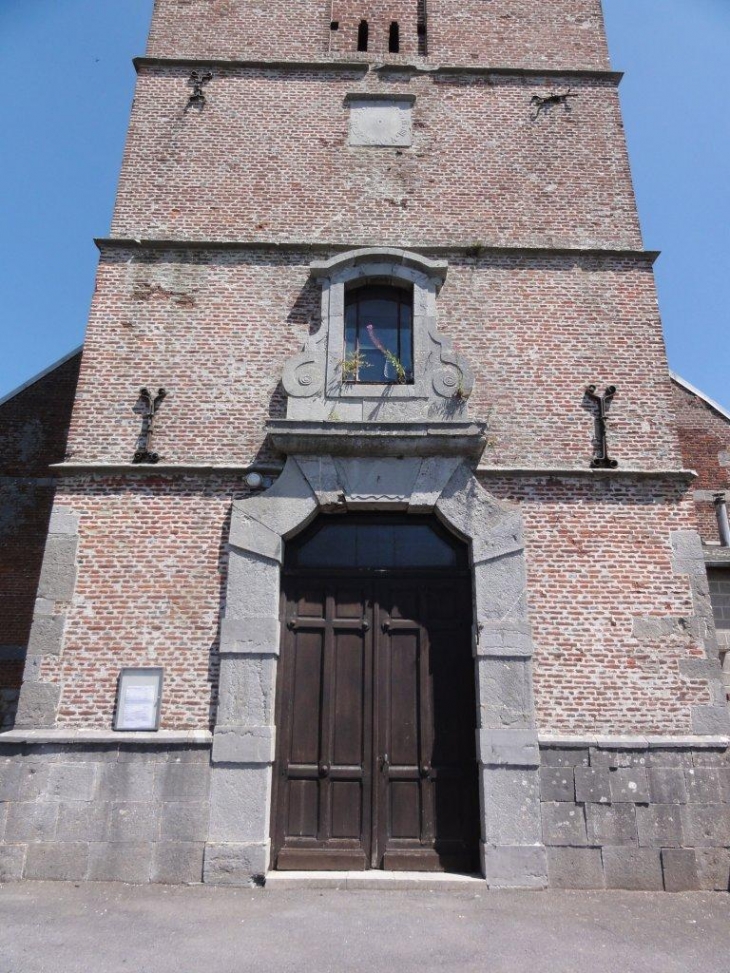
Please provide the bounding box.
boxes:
[286,515,467,570]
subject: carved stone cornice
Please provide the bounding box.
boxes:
[265,419,487,460]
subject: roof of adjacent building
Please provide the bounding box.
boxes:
[670,371,730,425]
[0,347,82,409]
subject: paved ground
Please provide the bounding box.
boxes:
[0,882,729,973]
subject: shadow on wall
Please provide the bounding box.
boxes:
[0,351,81,729]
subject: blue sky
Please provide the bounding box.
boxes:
[1,0,728,408]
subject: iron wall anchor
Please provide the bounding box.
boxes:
[185,71,213,111]
[585,384,618,469]
[132,387,167,464]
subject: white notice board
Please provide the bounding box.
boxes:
[113,668,163,731]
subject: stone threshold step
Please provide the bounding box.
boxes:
[265,871,486,891]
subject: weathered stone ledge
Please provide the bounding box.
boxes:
[266,419,487,459]
[0,729,212,746]
[477,467,696,480]
[95,237,659,263]
[49,463,283,477]
[45,463,696,482]
[133,56,623,84]
[538,734,729,750]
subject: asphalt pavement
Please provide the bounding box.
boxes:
[0,881,728,973]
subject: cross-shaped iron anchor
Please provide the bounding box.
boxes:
[585,384,618,469]
[133,387,166,464]
[185,71,213,111]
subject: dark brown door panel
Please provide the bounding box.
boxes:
[272,516,479,873]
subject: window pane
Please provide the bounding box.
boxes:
[344,304,357,355]
[344,284,413,385]
[399,304,413,380]
[292,520,460,569]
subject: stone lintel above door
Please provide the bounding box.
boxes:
[266,418,487,461]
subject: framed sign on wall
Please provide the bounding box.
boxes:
[113,668,164,731]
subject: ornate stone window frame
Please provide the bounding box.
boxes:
[282,248,475,420]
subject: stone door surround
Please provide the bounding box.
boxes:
[205,454,546,888]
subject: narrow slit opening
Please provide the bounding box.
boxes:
[417,0,427,56]
[357,20,369,52]
[388,21,400,53]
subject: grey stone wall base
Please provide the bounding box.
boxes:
[0,743,211,885]
[662,849,700,892]
[152,841,205,884]
[481,767,542,845]
[546,847,605,889]
[207,765,272,843]
[539,741,730,891]
[603,847,664,891]
[203,842,269,885]
[0,845,26,882]
[481,844,548,889]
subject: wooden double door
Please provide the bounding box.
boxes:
[272,517,480,873]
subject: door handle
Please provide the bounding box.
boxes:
[380,753,390,775]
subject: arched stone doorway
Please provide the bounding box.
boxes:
[204,455,546,888]
[272,513,480,872]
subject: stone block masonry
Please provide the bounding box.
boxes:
[0,740,211,884]
[541,741,730,891]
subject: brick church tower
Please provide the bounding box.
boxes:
[2,1,729,891]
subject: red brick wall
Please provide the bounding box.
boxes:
[111,68,640,250]
[145,0,609,69]
[39,476,251,729]
[428,0,609,69]
[44,472,707,734]
[66,249,679,471]
[0,353,81,727]
[330,2,421,57]
[671,379,730,542]
[486,474,707,733]
[146,0,331,61]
